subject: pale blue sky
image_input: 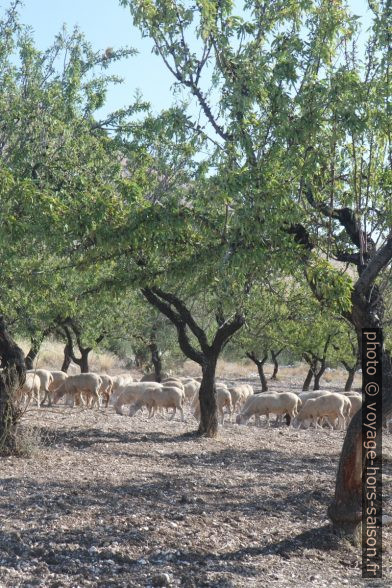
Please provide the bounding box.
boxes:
[19,0,176,115]
[16,0,371,118]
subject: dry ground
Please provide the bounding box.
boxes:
[0,372,390,588]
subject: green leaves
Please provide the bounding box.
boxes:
[306,256,353,313]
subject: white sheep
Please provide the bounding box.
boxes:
[99,374,114,407]
[192,385,233,425]
[140,371,171,382]
[44,371,68,406]
[17,373,41,408]
[114,382,162,415]
[111,374,134,403]
[53,373,103,408]
[128,385,185,421]
[298,390,332,403]
[26,369,54,407]
[346,393,362,424]
[228,384,253,412]
[236,392,300,427]
[162,377,184,391]
[179,376,198,384]
[293,393,349,430]
[183,379,200,402]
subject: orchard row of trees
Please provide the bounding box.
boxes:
[0,0,391,542]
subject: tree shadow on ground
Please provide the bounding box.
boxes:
[36,425,200,450]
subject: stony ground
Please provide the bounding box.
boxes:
[0,377,391,588]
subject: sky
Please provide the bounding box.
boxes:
[14,0,372,119]
[19,0,176,115]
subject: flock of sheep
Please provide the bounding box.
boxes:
[17,368,364,431]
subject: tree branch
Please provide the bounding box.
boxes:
[212,312,245,351]
[355,236,392,297]
[141,288,204,365]
[151,287,210,354]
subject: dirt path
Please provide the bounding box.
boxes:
[0,403,390,588]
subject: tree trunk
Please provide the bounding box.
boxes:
[61,343,72,373]
[25,337,41,370]
[329,345,392,542]
[198,354,218,437]
[149,342,162,383]
[135,348,148,368]
[313,360,326,390]
[329,283,392,541]
[302,367,314,391]
[257,362,268,392]
[270,348,283,380]
[328,408,364,540]
[344,368,356,391]
[77,349,90,373]
[0,317,26,455]
[25,327,52,370]
[141,288,245,439]
[61,333,91,373]
[246,352,268,391]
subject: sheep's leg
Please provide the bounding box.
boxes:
[169,407,176,421]
[314,418,322,429]
[219,408,224,425]
[265,412,270,427]
[93,387,101,409]
[114,403,123,415]
[24,392,32,410]
[179,406,184,422]
[337,412,345,430]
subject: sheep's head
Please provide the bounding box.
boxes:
[128,404,138,417]
[292,416,301,429]
[52,383,65,404]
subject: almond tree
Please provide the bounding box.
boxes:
[121,0,392,539]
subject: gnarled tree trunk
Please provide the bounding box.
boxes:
[25,327,52,370]
[246,351,268,391]
[60,320,104,374]
[313,360,326,390]
[198,353,218,436]
[302,363,316,391]
[150,344,162,383]
[142,288,245,438]
[61,342,72,373]
[344,368,356,392]
[0,316,26,455]
[25,337,41,370]
[270,348,284,380]
[328,282,392,541]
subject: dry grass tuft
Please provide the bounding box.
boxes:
[17,338,124,374]
[12,425,43,458]
[88,350,119,373]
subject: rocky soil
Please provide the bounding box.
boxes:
[0,376,390,588]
